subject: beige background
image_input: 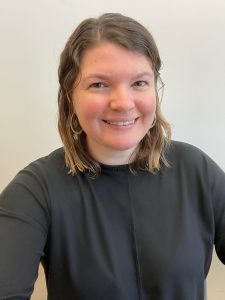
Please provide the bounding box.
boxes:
[0,0,225,299]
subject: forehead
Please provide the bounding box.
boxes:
[79,42,153,76]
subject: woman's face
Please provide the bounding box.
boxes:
[72,42,156,165]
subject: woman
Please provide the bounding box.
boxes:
[0,13,225,300]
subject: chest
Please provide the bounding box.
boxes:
[45,171,213,299]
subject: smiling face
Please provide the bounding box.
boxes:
[72,42,157,165]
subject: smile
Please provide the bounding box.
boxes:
[104,119,136,126]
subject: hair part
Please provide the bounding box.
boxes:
[58,13,171,177]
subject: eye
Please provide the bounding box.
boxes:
[132,80,148,87]
[89,82,107,89]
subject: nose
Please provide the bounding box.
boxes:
[109,87,135,111]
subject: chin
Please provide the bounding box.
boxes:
[108,135,144,150]
[109,141,139,152]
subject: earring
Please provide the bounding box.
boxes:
[150,115,156,128]
[70,114,83,139]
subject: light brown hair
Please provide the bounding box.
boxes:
[58,13,171,176]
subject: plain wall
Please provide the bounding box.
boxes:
[0,0,225,299]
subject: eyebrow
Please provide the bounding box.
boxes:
[83,71,154,81]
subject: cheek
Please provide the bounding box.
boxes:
[138,94,157,115]
[73,97,105,122]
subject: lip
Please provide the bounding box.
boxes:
[104,120,135,126]
[103,117,139,124]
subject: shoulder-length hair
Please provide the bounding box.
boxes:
[58,13,171,177]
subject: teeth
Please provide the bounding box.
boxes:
[106,120,135,126]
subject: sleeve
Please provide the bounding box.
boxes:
[0,164,50,299]
[207,157,225,265]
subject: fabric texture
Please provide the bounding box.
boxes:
[0,141,225,300]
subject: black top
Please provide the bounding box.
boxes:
[0,141,225,300]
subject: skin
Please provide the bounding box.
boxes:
[72,42,156,165]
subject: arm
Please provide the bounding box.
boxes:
[207,157,225,264]
[0,165,50,299]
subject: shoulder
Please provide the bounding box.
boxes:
[166,140,206,159]
[164,140,225,183]
[0,148,69,216]
[20,147,67,179]
[2,148,68,198]
[27,147,65,171]
[165,140,212,167]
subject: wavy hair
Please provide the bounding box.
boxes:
[58,13,171,176]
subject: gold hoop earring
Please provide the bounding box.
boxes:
[70,114,83,139]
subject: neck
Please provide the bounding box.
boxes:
[88,145,137,166]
